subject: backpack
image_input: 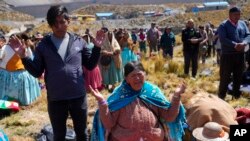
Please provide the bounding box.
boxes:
[36,124,76,141]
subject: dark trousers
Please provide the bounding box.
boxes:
[246,50,250,70]
[149,41,158,55]
[48,95,88,141]
[163,48,173,58]
[218,53,244,99]
[184,50,199,77]
[139,41,146,54]
[207,44,215,57]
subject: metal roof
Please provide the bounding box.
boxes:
[203,1,229,7]
[95,12,113,17]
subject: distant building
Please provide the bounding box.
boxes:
[192,1,229,12]
[96,12,114,20]
[164,8,173,15]
[143,11,155,17]
[204,1,229,10]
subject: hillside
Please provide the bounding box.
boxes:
[33,3,250,36]
[0,0,35,33]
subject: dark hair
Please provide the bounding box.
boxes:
[198,25,205,29]
[20,33,30,41]
[0,34,5,40]
[124,61,145,77]
[46,5,70,27]
[101,27,109,33]
[229,7,241,13]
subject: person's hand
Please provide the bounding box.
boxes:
[235,43,246,52]
[113,50,120,55]
[174,83,186,97]
[102,51,113,56]
[190,38,199,44]
[89,85,105,103]
[8,35,26,58]
[92,30,105,48]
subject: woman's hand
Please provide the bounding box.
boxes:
[92,30,105,48]
[113,50,120,55]
[8,35,27,58]
[89,85,105,103]
[102,51,113,56]
[174,83,186,97]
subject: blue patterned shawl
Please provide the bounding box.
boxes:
[91,81,186,141]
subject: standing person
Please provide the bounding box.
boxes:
[100,31,123,92]
[197,25,208,64]
[213,30,221,65]
[120,31,138,67]
[82,34,103,92]
[147,22,160,56]
[0,34,41,105]
[90,61,186,141]
[156,25,162,52]
[138,28,147,54]
[205,24,215,58]
[218,7,250,100]
[160,26,176,58]
[9,5,105,141]
[131,30,137,44]
[182,19,201,78]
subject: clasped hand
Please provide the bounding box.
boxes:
[235,43,247,52]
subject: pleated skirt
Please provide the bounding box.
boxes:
[0,69,41,105]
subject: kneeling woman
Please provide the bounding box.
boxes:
[90,61,186,141]
[0,34,41,105]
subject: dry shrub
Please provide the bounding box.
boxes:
[32,24,51,35]
[196,79,218,94]
[0,24,12,34]
[166,60,182,75]
[0,11,34,21]
[10,136,34,141]
[154,58,165,73]
[175,34,182,46]
[229,98,249,108]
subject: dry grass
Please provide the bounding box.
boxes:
[0,11,34,21]
[0,24,12,34]
[1,45,250,140]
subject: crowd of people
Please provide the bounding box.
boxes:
[1,4,250,141]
